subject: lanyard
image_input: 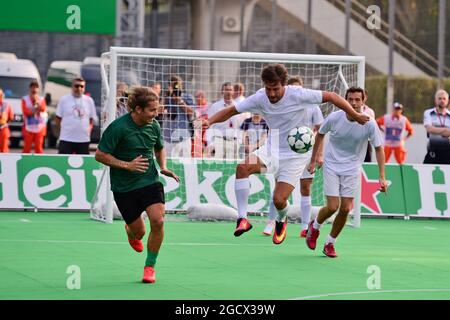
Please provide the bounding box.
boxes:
[436,108,447,128]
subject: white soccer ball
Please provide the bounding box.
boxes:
[286,126,315,154]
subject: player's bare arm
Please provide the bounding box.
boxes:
[307,132,325,174]
[322,91,369,125]
[154,147,180,182]
[95,149,149,173]
[313,124,324,167]
[374,145,388,193]
[201,106,239,128]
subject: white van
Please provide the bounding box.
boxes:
[0,58,42,148]
[44,61,82,108]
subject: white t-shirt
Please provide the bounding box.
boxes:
[305,106,324,129]
[235,85,323,159]
[319,110,383,175]
[56,94,97,143]
[207,98,245,141]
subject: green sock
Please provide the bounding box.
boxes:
[145,250,159,267]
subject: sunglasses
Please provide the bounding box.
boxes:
[73,84,85,88]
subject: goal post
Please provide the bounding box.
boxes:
[92,47,365,225]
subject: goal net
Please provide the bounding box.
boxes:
[91,47,364,226]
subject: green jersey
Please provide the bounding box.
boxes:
[97,113,164,193]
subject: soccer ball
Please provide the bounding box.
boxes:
[287,126,315,154]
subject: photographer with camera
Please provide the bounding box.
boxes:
[162,75,195,158]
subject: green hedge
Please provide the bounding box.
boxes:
[365,76,450,123]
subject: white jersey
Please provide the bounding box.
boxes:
[319,110,383,175]
[236,85,323,159]
[305,106,324,129]
[207,98,238,140]
[56,94,97,143]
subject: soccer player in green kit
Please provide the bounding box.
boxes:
[95,86,180,283]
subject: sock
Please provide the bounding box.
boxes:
[313,217,322,230]
[326,234,336,245]
[145,250,159,267]
[268,199,277,221]
[235,178,250,219]
[276,205,289,222]
[300,196,311,230]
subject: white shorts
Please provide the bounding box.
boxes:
[252,143,308,187]
[323,168,359,198]
[300,165,315,180]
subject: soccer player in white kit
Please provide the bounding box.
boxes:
[202,64,369,245]
[263,76,324,238]
[306,87,388,257]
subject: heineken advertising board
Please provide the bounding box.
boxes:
[0,154,449,218]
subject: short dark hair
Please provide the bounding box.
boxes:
[170,75,182,84]
[287,76,303,86]
[261,64,288,86]
[72,77,85,84]
[345,86,365,100]
[29,79,39,88]
[127,86,159,111]
[221,82,233,91]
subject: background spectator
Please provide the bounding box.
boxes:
[150,82,162,97]
[231,82,251,131]
[287,76,303,86]
[206,82,240,159]
[0,88,14,153]
[423,89,450,164]
[240,113,268,157]
[193,90,209,157]
[376,102,414,164]
[21,80,47,154]
[162,75,195,158]
[149,82,164,127]
[55,77,97,154]
[233,83,246,104]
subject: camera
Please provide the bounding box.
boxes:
[171,83,183,97]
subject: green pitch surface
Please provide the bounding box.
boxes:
[1,211,450,300]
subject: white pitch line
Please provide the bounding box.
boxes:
[20,219,30,223]
[290,289,450,300]
[0,239,273,247]
[424,226,437,230]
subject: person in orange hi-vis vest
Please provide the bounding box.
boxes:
[376,102,414,164]
[0,88,14,152]
[21,80,47,154]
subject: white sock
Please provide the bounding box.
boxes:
[326,234,336,245]
[300,196,311,230]
[235,178,250,219]
[268,199,277,221]
[276,205,289,222]
[313,217,322,230]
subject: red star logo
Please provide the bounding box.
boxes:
[361,171,382,214]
